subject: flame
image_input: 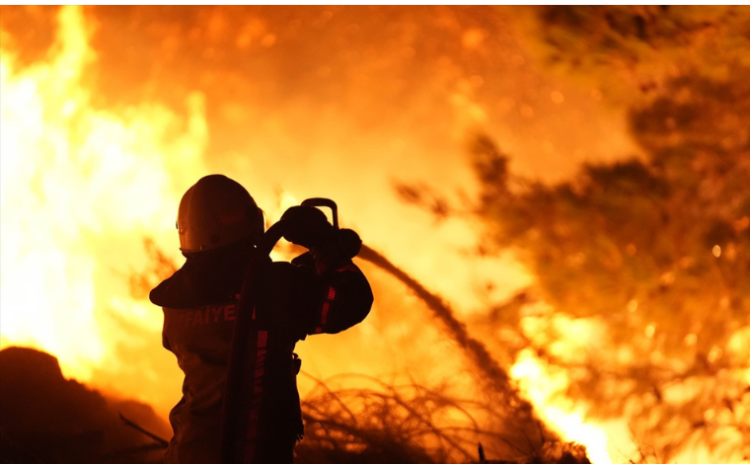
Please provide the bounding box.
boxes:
[509,309,624,464]
[0,6,207,389]
[511,349,612,464]
[3,6,743,464]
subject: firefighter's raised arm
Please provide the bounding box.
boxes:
[281,205,374,335]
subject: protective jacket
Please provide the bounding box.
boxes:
[150,241,373,464]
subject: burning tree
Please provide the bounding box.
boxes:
[398,6,750,462]
[525,6,750,100]
[465,119,749,461]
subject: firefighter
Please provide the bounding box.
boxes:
[150,174,373,464]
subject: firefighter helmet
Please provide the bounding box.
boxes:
[177,174,264,253]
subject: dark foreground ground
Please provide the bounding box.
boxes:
[0,347,591,464]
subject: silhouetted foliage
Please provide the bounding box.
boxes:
[397,9,750,456]
[297,375,476,464]
[395,182,454,220]
[385,9,750,462]
[0,346,590,464]
[128,237,179,300]
[528,6,750,96]
[296,374,590,464]
[456,65,750,461]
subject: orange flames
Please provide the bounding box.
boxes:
[2,6,744,464]
[0,5,206,408]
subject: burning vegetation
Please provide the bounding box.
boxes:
[2,5,750,464]
[398,6,750,462]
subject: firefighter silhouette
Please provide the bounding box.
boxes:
[150,175,373,464]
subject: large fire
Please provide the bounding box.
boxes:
[1,6,747,464]
[0,5,205,386]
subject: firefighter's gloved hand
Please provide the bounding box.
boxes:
[280,206,334,250]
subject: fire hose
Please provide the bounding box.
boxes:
[219,198,360,464]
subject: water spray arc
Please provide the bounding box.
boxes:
[356,245,554,449]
